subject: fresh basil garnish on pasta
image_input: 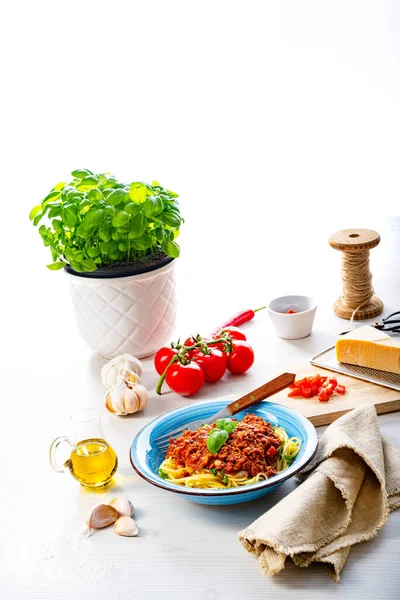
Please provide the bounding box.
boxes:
[215,418,238,434]
[210,468,217,476]
[158,468,169,479]
[207,429,229,454]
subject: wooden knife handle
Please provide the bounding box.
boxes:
[226,373,296,416]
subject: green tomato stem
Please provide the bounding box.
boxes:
[156,354,179,395]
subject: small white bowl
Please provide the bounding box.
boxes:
[268,295,317,339]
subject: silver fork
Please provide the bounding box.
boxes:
[153,372,295,452]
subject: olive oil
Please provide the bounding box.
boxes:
[65,438,118,488]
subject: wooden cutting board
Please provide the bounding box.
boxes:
[271,365,400,426]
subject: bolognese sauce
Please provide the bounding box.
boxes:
[166,414,281,478]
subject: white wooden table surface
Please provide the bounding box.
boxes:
[1,217,399,600]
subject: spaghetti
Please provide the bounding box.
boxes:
[158,414,301,489]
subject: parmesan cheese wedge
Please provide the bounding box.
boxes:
[336,326,400,374]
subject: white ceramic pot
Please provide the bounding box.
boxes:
[268,295,317,339]
[66,260,177,359]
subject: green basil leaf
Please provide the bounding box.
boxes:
[131,234,153,250]
[128,214,147,239]
[83,208,104,229]
[158,469,169,480]
[32,211,45,226]
[52,219,62,234]
[125,202,142,216]
[216,419,238,434]
[112,211,130,228]
[66,189,84,201]
[207,430,229,454]
[29,205,43,221]
[43,190,62,205]
[104,205,116,216]
[70,260,84,272]
[160,211,181,227]
[71,168,93,178]
[87,188,104,201]
[81,258,97,272]
[87,246,101,258]
[76,223,90,239]
[63,247,75,261]
[107,188,126,206]
[118,241,128,252]
[46,261,66,270]
[100,241,117,255]
[99,222,111,242]
[62,205,78,228]
[129,182,147,203]
[161,239,180,258]
[111,230,121,240]
[48,205,62,218]
[80,175,98,186]
[142,196,163,218]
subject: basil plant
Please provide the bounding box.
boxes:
[30,169,183,272]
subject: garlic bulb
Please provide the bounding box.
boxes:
[101,354,143,388]
[87,503,118,532]
[105,382,148,416]
[109,496,134,517]
[114,516,139,537]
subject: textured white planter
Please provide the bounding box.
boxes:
[66,260,177,359]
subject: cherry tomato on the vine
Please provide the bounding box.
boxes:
[193,349,227,383]
[154,347,178,376]
[226,340,254,374]
[165,362,205,396]
[214,326,247,341]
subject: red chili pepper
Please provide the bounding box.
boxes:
[210,306,266,335]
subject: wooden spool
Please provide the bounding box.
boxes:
[329,228,384,320]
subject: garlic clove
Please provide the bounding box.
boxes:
[101,362,122,389]
[120,354,143,378]
[109,496,133,517]
[123,369,141,385]
[132,383,149,410]
[123,386,140,414]
[105,384,127,416]
[114,516,138,537]
[105,391,116,413]
[101,354,143,388]
[87,503,118,531]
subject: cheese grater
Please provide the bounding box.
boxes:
[310,345,400,391]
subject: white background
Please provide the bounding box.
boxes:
[1,2,400,599]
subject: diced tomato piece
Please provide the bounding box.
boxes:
[310,375,322,386]
[266,446,277,457]
[318,389,330,402]
[301,387,313,398]
[336,384,346,394]
[288,387,302,397]
[327,377,338,389]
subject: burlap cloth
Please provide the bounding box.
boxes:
[238,404,400,581]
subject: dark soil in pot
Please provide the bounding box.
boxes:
[64,250,174,279]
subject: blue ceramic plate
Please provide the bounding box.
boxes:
[130,400,318,505]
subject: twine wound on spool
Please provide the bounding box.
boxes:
[329,229,384,321]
